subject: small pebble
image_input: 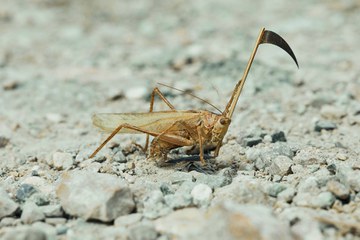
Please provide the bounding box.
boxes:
[326,180,350,200]
[277,187,296,203]
[241,137,262,147]
[267,183,287,197]
[2,80,19,90]
[112,150,127,163]
[268,156,292,176]
[320,105,346,119]
[191,183,213,207]
[52,152,74,170]
[271,131,287,143]
[16,184,37,202]
[314,121,337,132]
[0,136,9,148]
[336,153,348,161]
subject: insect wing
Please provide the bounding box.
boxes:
[92,111,199,134]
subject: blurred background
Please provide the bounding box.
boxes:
[0,0,359,165]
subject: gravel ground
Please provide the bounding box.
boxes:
[1,0,360,239]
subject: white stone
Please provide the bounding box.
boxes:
[53,152,74,170]
[56,170,135,222]
[191,184,212,207]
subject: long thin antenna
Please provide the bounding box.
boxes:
[157,82,222,114]
[223,28,298,118]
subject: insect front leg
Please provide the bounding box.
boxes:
[90,124,161,159]
[144,87,177,153]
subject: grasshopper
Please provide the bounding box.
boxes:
[90,28,298,164]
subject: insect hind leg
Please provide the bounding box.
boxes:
[90,123,160,159]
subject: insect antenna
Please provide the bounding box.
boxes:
[157,82,222,114]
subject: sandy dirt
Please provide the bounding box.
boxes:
[1,0,360,239]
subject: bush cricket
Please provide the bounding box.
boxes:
[90,28,299,164]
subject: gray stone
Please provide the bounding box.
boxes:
[52,152,74,170]
[241,136,262,147]
[191,183,213,207]
[191,171,229,189]
[16,184,37,202]
[114,213,142,227]
[2,227,47,240]
[0,217,18,227]
[164,192,192,210]
[314,120,337,132]
[39,204,64,217]
[268,156,292,176]
[271,131,287,143]
[168,172,194,185]
[326,180,350,200]
[279,208,323,240]
[56,170,135,222]
[112,150,127,163]
[266,183,287,198]
[293,192,335,209]
[298,176,319,193]
[159,182,175,195]
[337,166,360,192]
[212,176,268,205]
[143,190,171,219]
[32,221,57,239]
[311,192,335,209]
[28,193,50,206]
[21,202,45,224]
[128,222,158,240]
[277,187,296,203]
[154,208,207,238]
[0,187,19,219]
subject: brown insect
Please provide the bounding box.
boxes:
[90,28,299,164]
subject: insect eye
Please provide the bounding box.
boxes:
[220,118,226,125]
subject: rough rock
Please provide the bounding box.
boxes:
[1,227,47,240]
[320,105,347,119]
[279,208,323,240]
[114,213,142,227]
[191,183,213,207]
[0,187,19,219]
[143,190,171,219]
[155,202,293,240]
[128,222,158,240]
[268,156,293,176]
[52,152,74,170]
[326,180,350,200]
[16,184,37,202]
[212,176,268,205]
[56,170,135,222]
[39,204,64,217]
[20,202,45,224]
[337,166,360,192]
[314,120,337,132]
[293,192,335,209]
